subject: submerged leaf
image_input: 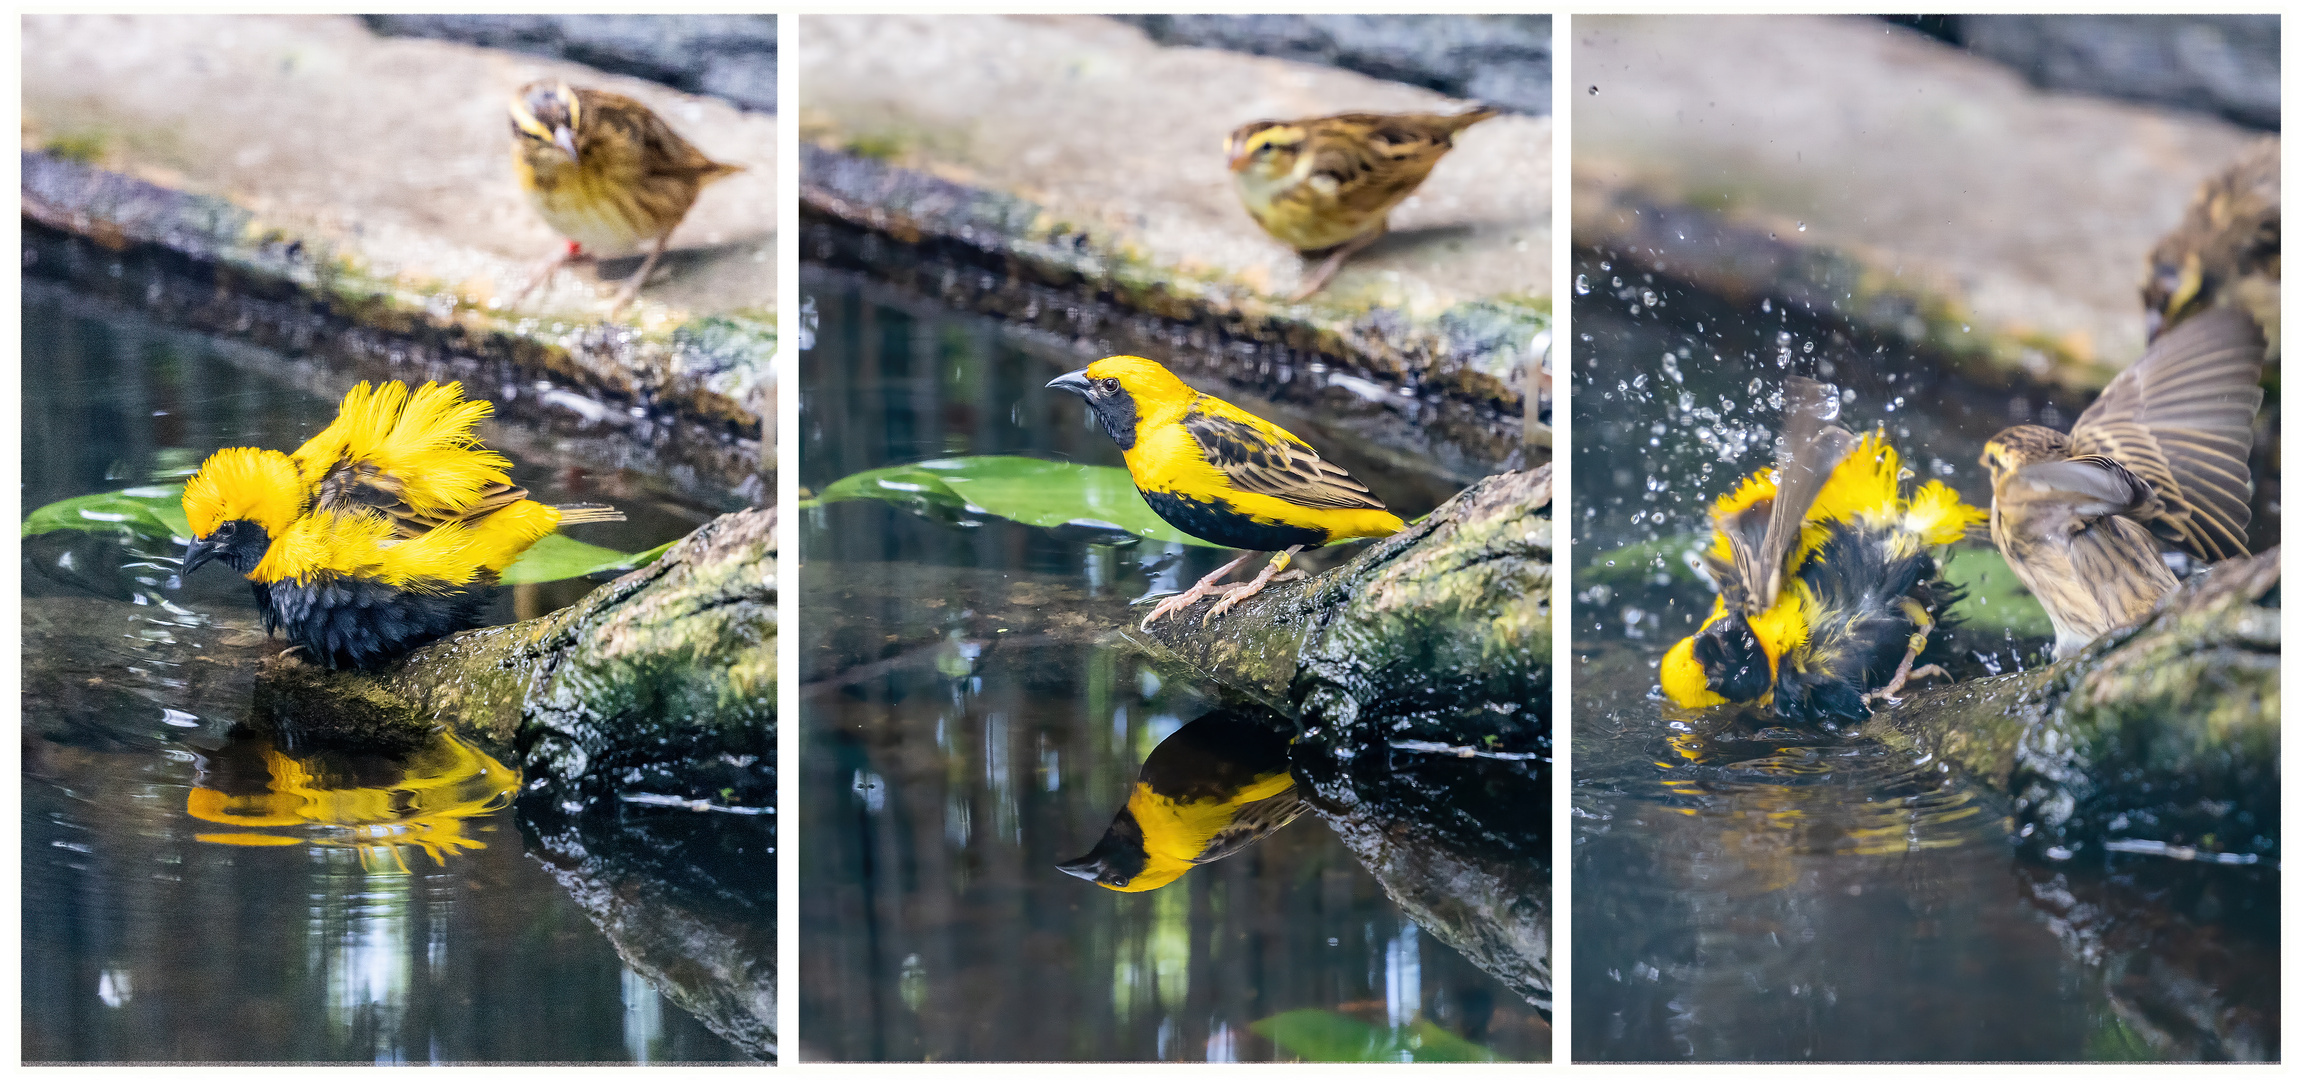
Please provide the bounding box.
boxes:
[23,484,662,586]
[497,534,669,585]
[816,455,1219,547]
[1250,1009,1501,1063]
[22,487,192,542]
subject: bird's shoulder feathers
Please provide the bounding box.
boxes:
[1177,399,1388,512]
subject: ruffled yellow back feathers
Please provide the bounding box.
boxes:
[293,382,511,516]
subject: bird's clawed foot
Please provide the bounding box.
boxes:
[511,240,590,310]
[276,644,313,665]
[1287,229,1383,302]
[1138,551,1255,630]
[1201,546,1306,625]
[605,236,671,321]
[1866,662,1950,707]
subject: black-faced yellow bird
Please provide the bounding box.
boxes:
[1046,356,1404,628]
[1225,108,1499,300]
[181,381,622,670]
[1059,711,1304,892]
[1661,377,1986,722]
[508,81,743,318]
[2142,138,2279,357]
[1981,307,2265,659]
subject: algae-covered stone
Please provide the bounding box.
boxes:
[1865,548,2279,861]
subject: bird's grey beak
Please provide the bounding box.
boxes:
[180,537,226,577]
[1055,855,1103,882]
[553,126,579,162]
[1046,370,1093,397]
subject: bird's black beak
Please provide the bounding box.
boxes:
[553,126,579,163]
[1046,370,1093,398]
[1055,854,1104,883]
[180,537,226,577]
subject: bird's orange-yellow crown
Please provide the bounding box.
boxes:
[1084,355,1198,407]
[183,447,306,540]
[291,381,511,516]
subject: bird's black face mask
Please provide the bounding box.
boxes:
[182,519,271,577]
[1045,369,1139,450]
[1693,615,1773,702]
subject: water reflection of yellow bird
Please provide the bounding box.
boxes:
[187,727,518,871]
[1059,711,1305,892]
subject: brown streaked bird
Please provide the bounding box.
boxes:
[507,81,743,318]
[1225,107,1500,301]
[1981,306,2266,659]
[2142,138,2279,358]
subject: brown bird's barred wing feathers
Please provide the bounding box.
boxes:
[1311,110,1500,221]
[579,87,742,185]
[1722,376,1859,616]
[1193,786,1307,865]
[2068,306,2265,561]
[1180,400,1390,513]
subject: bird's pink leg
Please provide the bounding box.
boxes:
[1138,551,1255,630]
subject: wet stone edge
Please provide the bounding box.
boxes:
[21,150,771,507]
[800,143,1541,477]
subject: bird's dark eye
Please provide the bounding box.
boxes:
[1097,378,1119,394]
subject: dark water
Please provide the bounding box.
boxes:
[20,288,743,1062]
[1568,252,2280,1061]
[796,267,1550,1062]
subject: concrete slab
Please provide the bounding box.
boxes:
[1572,14,2265,386]
[799,14,1549,318]
[22,13,776,433]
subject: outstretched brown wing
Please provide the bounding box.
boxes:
[2069,305,2265,561]
[1181,404,1389,513]
[1719,376,1857,616]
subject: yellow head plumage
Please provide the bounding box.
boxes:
[183,447,305,540]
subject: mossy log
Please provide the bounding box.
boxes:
[252,507,776,802]
[1128,465,1554,1013]
[1122,464,1552,729]
[1864,548,2279,861]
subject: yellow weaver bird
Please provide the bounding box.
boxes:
[1981,307,2265,659]
[1060,711,1304,892]
[1047,356,1404,628]
[508,81,743,318]
[1661,377,1987,722]
[2142,138,2279,357]
[1226,107,1499,300]
[181,381,623,670]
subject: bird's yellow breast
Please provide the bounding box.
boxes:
[1110,771,1296,893]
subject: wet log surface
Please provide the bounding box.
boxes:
[251,508,777,806]
[1865,548,2280,862]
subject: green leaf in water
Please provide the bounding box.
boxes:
[815,455,1221,547]
[22,484,667,586]
[1250,1009,1501,1063]
[22,486,192,542]
[497,533,670,585]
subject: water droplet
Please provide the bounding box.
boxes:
[1802,341,1814,354]
[1797,221,1807,232]
[1640,289,1658,307]
[1575,273,1591,295]
[1588,85,1599,95]
[1761,298,1773,313]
